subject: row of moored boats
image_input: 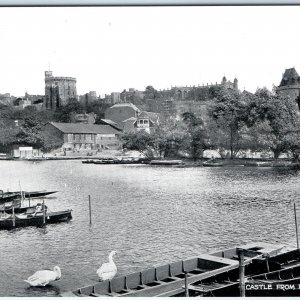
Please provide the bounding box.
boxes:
[0,189,72,230]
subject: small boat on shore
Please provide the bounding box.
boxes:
[149,160,184,166]
[82,158,149,165]
[60,242,287,297]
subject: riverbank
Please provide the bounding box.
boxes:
[200,158,300,168]
[1,153,300,169]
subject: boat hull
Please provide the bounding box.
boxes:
[0,190,58,203]
[0,210,72,230]
[60,242,285,297]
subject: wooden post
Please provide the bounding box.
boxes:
[265,255,270,273]
[28,193,31,208]
[294,202,299,251]
[184,272,189,297]
[12,206,15,227]
[19,181,23,202]
[238,248,245,297]
[43,199,46,225]
[89,195,92,225]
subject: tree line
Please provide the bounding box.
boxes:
[0,99,110,153]
[122,87,300,160]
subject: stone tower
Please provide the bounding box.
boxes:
[234,78,238,90]
[277,67,300,101]
[44,71,77,110]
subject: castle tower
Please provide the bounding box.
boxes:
[277,67,300,101]
[44,70,77,110]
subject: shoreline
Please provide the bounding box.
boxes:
[1,156,299,169]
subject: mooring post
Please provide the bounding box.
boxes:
[43,199,46,225]
[294,202,299,252]
[184,272,189,297]
[89,195,92,225]
[12,206,15,227]
[238,248,245,297]
[28,193,31,208]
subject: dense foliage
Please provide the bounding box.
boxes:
[122,87,300,160]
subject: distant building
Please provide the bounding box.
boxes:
[45,122,121,150]
[44,70,77,110]
[123,111,161,134]
[79,91,98,107]
[105,103,141,130]
[120,88,144,103]
[277,67,300,101]
[111,92,121,104]
[0,93,12,105]
[70,112,97,124]
[12,145,42,158]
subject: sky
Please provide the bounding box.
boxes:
[0,6,299,97]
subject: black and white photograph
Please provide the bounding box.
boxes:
[2,4,300,297]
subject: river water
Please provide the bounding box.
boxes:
[0,160,299,296]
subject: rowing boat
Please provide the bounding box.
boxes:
[0,209,72,230]
[60,242,285,297]
[0,190,58,203]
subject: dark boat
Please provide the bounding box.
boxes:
[60,242,286,297]
[0,203,46,214]
[149,160,184,166]
[0,208,72,230]
[174,248,300,297]
[0,199,22,211]
[0,190,58,203]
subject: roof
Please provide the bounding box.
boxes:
[101,119,118,126]
[110,103,141,112]
[138,111,160,123]
[122,117,137,123]
[123,118,136,132]
[279,68,300,86]
[48,122,120,134]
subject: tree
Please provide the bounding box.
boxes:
[144,86,158,100]
[182,112,210,160]
[121,131,155,157]
[53,99,85,123]
[208,88,248,159]
[247,88,300,158]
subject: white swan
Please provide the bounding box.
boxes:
[24,266,61,287]
[97,251,117,281]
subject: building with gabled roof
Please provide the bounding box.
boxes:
[123,111,161,134]
[104,102,141,130]
[45,122,121,151]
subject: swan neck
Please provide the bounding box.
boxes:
[109,253,114,263]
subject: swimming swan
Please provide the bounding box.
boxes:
[97,251,117,281]
[24,266,61,287]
